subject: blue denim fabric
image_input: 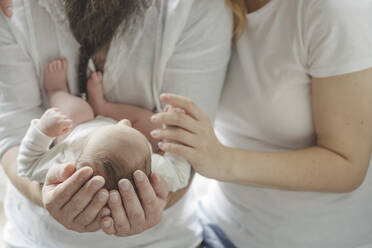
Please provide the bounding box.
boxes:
[198,202,237,248]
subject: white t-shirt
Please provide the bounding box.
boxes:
[206,0,372,247]
[17,116,191,192]
[0,0,233,247]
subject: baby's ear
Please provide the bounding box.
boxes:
[118,119,132,127]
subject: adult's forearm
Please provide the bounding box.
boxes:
[226,146,368,193]
[2,146,43,206]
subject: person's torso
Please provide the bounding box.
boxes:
[210,0,372,247]
[4,0,205,247]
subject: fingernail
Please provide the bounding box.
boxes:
[101,208,110,217]
[151,115,158,121]
[103,219,111,228]
[158,142,164,149]
[6,7,12,17]
[135,171,144,182]
[119,180,130,191]
[93,180,104,190]
[151,130,160,137]
[98,191,108,202]
[110,192,119,203]
[82,168,93,180]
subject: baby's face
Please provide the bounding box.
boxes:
[76,121,151,189]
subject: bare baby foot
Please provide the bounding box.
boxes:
[87,72,106,115]
[44,58,69,94]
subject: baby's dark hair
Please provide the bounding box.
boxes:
[63,0,151,98]
[100,151,152,191]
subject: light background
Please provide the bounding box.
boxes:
[0,167,7,248]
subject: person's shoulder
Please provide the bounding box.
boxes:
[299,0,372,22]
[297,0,372,42]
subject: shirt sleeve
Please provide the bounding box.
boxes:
[305,0,372,78]
[0,12,44,161]
[17,119,54,182]
[160,0,233,120]
[151,152,191,192]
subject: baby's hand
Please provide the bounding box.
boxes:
[36,108,73,137]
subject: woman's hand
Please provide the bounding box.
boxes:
[150,94,230,180]
[131,108,162,152]
[42,163,110,233]
[101,170,169,236]
[0,0,12,17]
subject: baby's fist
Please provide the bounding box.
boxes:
[36,108,73,137]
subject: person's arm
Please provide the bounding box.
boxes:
[151,68,372,193]
[151,1,372,193]
[0,11,109,233]
[2,146,43,206]
[0,0,12,17]
[91,92,161,152]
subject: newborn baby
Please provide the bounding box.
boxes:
[17,58,190,191]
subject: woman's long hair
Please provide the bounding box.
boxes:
[226,0,246,40]
[64,0,150,98]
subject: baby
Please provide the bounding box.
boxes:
[17,58,190,191]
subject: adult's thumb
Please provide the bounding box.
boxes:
[45,164,75,185]
[0,0,13,18]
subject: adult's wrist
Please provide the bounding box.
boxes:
[218,145,238,182]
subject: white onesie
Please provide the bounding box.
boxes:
[17,116,191,192]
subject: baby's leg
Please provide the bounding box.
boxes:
[44,59,94,129]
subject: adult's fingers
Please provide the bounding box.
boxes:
[101,216,116,235]
[151,111,199,134]
[151,127,198,148]
[118,178,146,233]
[150,173,169,202]
[133,171,162,225]
[159,94,207,121]
[0,0,12,18]
[84,207,111,233]
[43,166,93,213]
[61,175,105,221]
[158,142,194,163]
[74,188,109,226]
[44,163,75,185]
[108,190,130,235]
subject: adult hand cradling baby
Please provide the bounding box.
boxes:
[42,161,169,235]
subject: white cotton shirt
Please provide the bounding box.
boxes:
[17,116,191,192]
[205,0,372,247]
[0,0,233,247]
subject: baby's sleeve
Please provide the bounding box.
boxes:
[151,153,191,192]
[17,119,55,183]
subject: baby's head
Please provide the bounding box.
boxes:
[76,121,151,190]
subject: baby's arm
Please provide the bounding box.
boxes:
[17,108,72,182]
[88,75,161,151]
